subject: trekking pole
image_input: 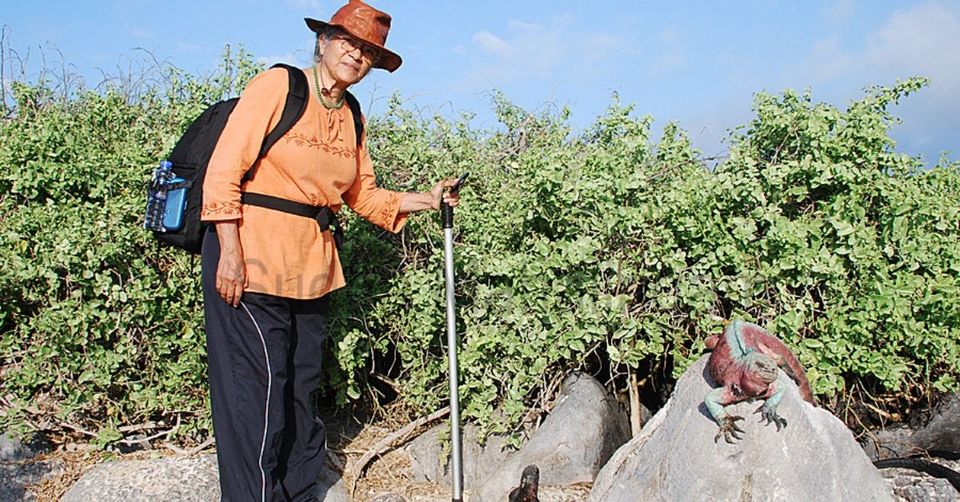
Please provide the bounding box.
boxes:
[442,172,468,502]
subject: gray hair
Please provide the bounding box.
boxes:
[313,25,342,63]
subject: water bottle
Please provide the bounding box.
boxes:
[144,160,174,231]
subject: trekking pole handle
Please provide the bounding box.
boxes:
[441,172,468,229]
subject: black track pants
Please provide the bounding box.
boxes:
[202,229,329,502]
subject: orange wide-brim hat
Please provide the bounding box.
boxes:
[305,0,402,72]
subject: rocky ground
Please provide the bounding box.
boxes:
[2,428,592,501]
[3,371,958,501]
[5,435,959,501]
[2,400,599,502]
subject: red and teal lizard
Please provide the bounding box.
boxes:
[704,320,815,443]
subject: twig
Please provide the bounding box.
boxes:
[186,436,215,456]
[118,426,177,445]
[368,371,400,393]
[628,368,643,437]
[53,414,180,447]
[118,414,180,446]
[118,422,159,433]
[57,420,98,438]
[350,406,450,497]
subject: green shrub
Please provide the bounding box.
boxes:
[0,46,956,444]
[0,48,261,441]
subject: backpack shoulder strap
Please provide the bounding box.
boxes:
[242,63,308,181]
[343,90,365,148]
[261,63,308,156]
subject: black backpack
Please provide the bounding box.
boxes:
[150,63,363,254]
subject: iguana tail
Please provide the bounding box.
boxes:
[776,348,814,404]
[705,334,721,350]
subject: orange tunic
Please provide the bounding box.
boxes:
[201,67,407,299]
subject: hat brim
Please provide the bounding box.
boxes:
[305,18,402,72]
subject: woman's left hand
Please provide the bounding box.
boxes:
[430,179,462,210]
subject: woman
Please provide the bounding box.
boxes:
[199,2,460,500]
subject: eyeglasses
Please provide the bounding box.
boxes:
[333,34,381,62]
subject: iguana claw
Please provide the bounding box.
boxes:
[714,415,745,443]
[754,405,787,431]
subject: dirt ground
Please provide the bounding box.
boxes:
[21,405,592,502]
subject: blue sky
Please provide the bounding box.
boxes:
[4,1,959,163]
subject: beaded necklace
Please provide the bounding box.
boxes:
[312,65,344,110]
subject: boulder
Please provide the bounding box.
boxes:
[0,457,64,502]
[863,426,919,461]
[60,453,348,502]
[589,356,894,502]
[879,458,960,502]
[405,422,512,488]
[316,462,348,502]
[475,372,631,501]
[911,393,960,454]
[863,393,960,462]
[0,431,62,501]
[0,432,52,462]
[61,454,221,502]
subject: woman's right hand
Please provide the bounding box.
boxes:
[215,221,247,308]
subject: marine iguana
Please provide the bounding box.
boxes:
[704,320,815,443]
[508,465,540,502]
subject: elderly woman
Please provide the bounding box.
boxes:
[199,1,460,500]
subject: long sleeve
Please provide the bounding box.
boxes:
[201,69,287,222]
[342,129,408,232]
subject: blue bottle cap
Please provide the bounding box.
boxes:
[160,160,173,168]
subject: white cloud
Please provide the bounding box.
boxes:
[460,14,624,90]
[177,41,202,52]
[822,0,857,24]
[506,20,543,33]
[863,2,960,88]
[131,28,154,40]
[284,0,325,12]
[651,27,685,73]
[472,31,511,55]
[792,2,960,160]
[258,51,306,67]
[796,2,960,97]
[803,36,851,81]
[864,2,960,157]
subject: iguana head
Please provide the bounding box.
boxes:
[743,352,778,384]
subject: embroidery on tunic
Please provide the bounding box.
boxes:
[201,201,241,217]
[285,132,355,159]
[376,191,401,226]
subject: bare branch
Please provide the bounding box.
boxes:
[350,406,450,497]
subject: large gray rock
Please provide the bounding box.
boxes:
[864,393,960,461]
[589,356,894,502]
[1,431,62,501]
[61,454,221,502]
[61,453,348,502]
[475,372,631,502]
[912,393,960,453]
[316,462,348,502]
[60,453,348,502]
[880,458,960,502]
[405,422,512,488]
[0,433,51,463]
[0,458,64,502]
